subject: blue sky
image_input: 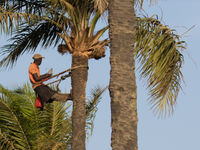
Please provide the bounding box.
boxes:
[1,0,200,150]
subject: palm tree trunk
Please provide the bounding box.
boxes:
[71,53,88,150]
[108,0,137,150]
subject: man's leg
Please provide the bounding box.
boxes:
[51,92,72,102]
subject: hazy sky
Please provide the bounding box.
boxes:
[1,0,200,150]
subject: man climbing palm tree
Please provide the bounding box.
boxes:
[29,53,72,108]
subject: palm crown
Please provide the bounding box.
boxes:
[0,0,109,68]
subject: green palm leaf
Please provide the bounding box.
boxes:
[0,83,106,149]
[86,86,107,136]
[135,16,185,117]
[0,129,15,150]
[0,21,62,68]
[36,102,71,149]
[0,85,31,150]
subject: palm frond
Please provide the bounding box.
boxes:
[0,129,15,150]
[0,83,71,149]
[86,86,107,136]
[0,6,44,34]
[13,83,41,139]
[88,25,109,47]
[88,11,101,37]
[0,83,105,148]
[0,0,49,14]
[135,16,185,117]
[37,102,71,149]
[0,21,63,68]
[0,83,45,149]
[0,86,31,150]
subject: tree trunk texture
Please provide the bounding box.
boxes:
[71,53,88,150]
[108,0,138,150]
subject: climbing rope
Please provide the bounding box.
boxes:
[47,65,88,80]
[44,65,88,90]
[46,72,71,91]
[46,72,71,86]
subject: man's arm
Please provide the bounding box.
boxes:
[32,73,51,82]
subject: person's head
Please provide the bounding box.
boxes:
[32,54,44,66]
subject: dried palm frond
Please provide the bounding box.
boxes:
[88,47,106,59]
[92,0,109,14]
